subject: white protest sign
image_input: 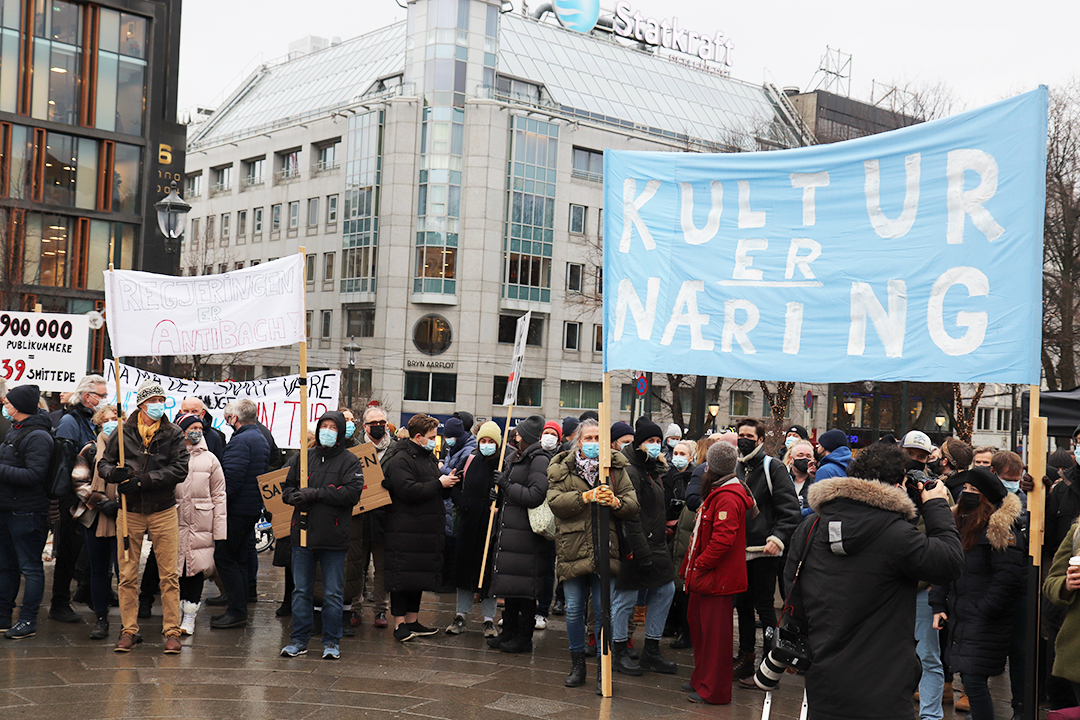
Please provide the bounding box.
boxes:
[503,311,531,406]
[103,256,305,357]
[0,311,89,392]
[104,361,340,449]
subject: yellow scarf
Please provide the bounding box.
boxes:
[138,413,160,448]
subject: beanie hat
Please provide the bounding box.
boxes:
[476,421,501,445]
[634,415,653,430]
[1048,448,1074,472]
[819,428,849,453]
[516,415,545,445]
[707,441,738,476]
[443,417,466,439]
[135,380,166,407]
[5,384,39,416]
[177,414,204,432]
[664,423,683,440]
[611,421,634,441]
[578,410,599,422]
[634,420,664,447]
[543,420,563,442]
[786,424,809,440]
[562,416,580,438]
[962,467,1008,506]
[452,410,474,434]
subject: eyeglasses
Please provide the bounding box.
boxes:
[88,392,107,399]
[365,420,387,427]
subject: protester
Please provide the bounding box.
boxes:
[788,442,963,719]
[681,442,752,705]
[941,437,975,501]
[358,406,393,628]
[560,416,580,453]
[487,415,550,653]
[813,429,851,482]
[1043,518,1080,703]
[98,380,189,653]
[180,397,225,460]
[931,467,1026,720]
[665,439,696,650]
[547,419,640,692]
[279,411,363,659]
[0,385,54,639]
[439,415,476,593]
[786,439,816,516]
[663,424,682,462]
[972,446,995,468]
[535,420,563,629]
[338,407,358,447]
[610,421,634,455]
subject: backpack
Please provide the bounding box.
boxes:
[10,426,79,500]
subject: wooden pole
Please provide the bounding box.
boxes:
[478,403,514,588]
[298,247,309,548]
[1024,385,1047,720]
[597,372,613,698]
[107,243,130,562]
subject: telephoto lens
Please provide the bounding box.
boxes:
[753,650,788,691]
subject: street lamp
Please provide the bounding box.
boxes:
[935,413,946,428]
[154,180,191,254]
[707,403,720,433]
[843,399,856,415]
[343,336,361,409]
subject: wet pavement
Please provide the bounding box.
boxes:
[0,556,1018,719]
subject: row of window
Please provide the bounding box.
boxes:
[188,141,340,197]
[975,406,1012,433]
[303,307,376,340]
[402,373,600,409]
[187,196,339,247]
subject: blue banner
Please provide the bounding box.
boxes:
[602,88,1048,384]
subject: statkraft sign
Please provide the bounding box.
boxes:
[613,2,732,65]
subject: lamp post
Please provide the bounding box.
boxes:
[154,180,191,255]
[843,398,856,432]
[343,336,361,410]
[935,413,946,429]
[707,403,720,434]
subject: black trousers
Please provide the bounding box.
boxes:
[390,590,422,617]
[215,514,257,617]
[50,497,83,606]
[735,557,779,655]
[502,597,536,642]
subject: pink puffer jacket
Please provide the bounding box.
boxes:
[176,440,227,576]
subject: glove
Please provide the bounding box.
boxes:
[582,488,602,504]
[488,487,500,503]
[493,471,510,491]
[98,499,120,519]
[1020,473,1035,493]
[117,476,139,496]
[108,466,131,484]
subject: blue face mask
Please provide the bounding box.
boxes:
[1075,446,1080,464]
[425,438,438,452]
[102,420,118,438]
[643,442,661,459]
[145,402,165,420]
[785,436,798,449]
[1,406,11,422]
[479,442,496,457]
[445,437,456,447]
[318,428,338,448]
[1002,480,1021,494]
[672,455,689,469]
[345,421,355,438]
[582,442,600,459]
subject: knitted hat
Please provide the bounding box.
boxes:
[476,421,501,445]
[611,421,634,441]
[562,416,580,438]
[1048,448,1074,472]
[578,410,599,422]
[786,424,809,440]
[135,380,166,406]
[664,423,683,440]
[5,384,39,416]
[516,415,545,445]
[962,467,1008,506]
[634,419,664,447]
[452,410,474,434]
[176,414,204,432]
[819,428,849,453]
[443,417,466,439]
[543,420,563,442]
[707,441,738,476]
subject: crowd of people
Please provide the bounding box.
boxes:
[5,375,1080,717]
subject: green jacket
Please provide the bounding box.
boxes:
[547,449,640,583]
[1044,521,1080,683]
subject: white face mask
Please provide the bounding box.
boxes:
[540,435,559,451]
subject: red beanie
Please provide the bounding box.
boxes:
[543,420,563,442]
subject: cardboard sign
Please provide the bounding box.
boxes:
[257,441,392,541]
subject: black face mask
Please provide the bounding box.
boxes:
[367,425,386,440]
[737,438,758,456]
[907,458,927,473]
[927,459,942,475]
[793,458,811,474]
[958,491,981,512]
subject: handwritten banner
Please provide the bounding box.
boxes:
[602,88,1048,384]
[0,311,89,392]
[103,256,305,357]
[104,361,339,449]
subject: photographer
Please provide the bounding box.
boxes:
[783,442,963,720]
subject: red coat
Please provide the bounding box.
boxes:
[680,477,752,596]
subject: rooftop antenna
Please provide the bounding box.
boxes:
[808,46,851,97]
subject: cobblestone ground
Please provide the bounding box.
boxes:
[0,553,1019,719]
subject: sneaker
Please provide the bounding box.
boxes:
[89,618,109,640]
[180,600,200,636]
[393,624,418,642]
[0,617,11,633]
[408,621,439,637]
[551,599,565,616]
[535,614,547,630]
[445,615,466,635]
[483,620,497,638]
[4,621,36,639]
[322,645,340,660]
[373,612,388,628]
[280,643,307,657]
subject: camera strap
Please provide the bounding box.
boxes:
[779,516,820,627]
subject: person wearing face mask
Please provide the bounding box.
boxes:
[940,437,974,502]
[663,439,696,649]
[353,406,393,628]
[930,468,1026,720]
[535,421,563,629]
[70,403,121,639]
[487,415,551,653]
[610,422,634,457]
[813,429,852,483]
[439,416,477,593]
[781,425,810,461]
[337,407,359,448]
[663,424,683,463]
[279,411,363,660]
[786,440,816,516]
[382,413,460,642]
[98,380,189,653]
[547,419,640,693]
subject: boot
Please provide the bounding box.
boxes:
[670,630,692,650]
[638,638,678,674]
[89,617,109,640]
[564,651,587,687]
[732,651,756,680]
[342,612,355,638]
[138,596,153,618]
[613,641,643,676]
[596,659,604,696]
[180,601,200,636]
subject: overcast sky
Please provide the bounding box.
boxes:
[177,0,1078,118]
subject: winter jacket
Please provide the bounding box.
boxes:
[786,476,964,720]
[204,422,226,461]
[98,413,189,516]
[490,442,551,599]
[617,449,676,591]
[442,433,477,475]
[256,421,283,470]
[382,437,448,592]
[664,464,693,522]
[929,493,1026,677]
[739,450,801,554]
[813,446,851,483]
[451,446,511,591]
[1045,522,1080,683]
[685,463,706,511]
[55,403,98,447]
[71,432,118,536]
[547,449,640,582]
[281,411,363,552]
[220,423,271,518]
[680,476,753,596]
[0,411,54,513]
[1046,466,1080,565]
[176,439,227,576]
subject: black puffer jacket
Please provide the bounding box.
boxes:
[664,463,693,522]
[617,448,676,591]
[490,442,551,599]
[929,493,1027,677]
[99,412,189,515]
[739,449,801,552]
[0,411,54,513]
[1046,466,1080,565]
[282,411,362,551]
[787,477,964,720]
[382,437,447,592]
[221,423,271,518]
[450,446,515,591]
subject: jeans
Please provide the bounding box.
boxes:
[961,673,994,720]
[455,587,496,619]
[563,573,615,652]
[612,581,676,642]
[81,521,116,618]
[118,507,180,637]
[914,589,944,720]
[735,557,779,655]
[291,545,345,648]
[215,513,257,617]
[0,510,48,624]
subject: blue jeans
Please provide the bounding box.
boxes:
[612,582,676,642]
[291,546,346,648]
[455,588,497,619]
[0,510,48,624]
[563,573,615,652]
[914,589,944,720]
[960,673,994,720]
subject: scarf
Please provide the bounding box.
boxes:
[137,413,160,448]
[574,452,600,487]
[737,442,764,465]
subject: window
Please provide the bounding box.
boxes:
[493,376,543,406]
[997,408,1011,433]
[271,204,281,232]
[321,310,333,339]
[593,324,603,352]
[763,394,790,417]
[220,213,230,240]
[976,407,993,432]
[231,365,255,382]
[251,259,261,266]
[305,310,313,338]
[288,201,299,230]
[346,308,375,338]
[94,9,146,135]
[498,314,543,345]
[243,157,265,189]
[218,263,228,274]
[564,321,581,351]
[205,215,214,240]
[187,266,196,276]
[234,262,244,271]
[323,252,334,281]
[203,265,212,276]
[186,173,202,198]
[254,207,264,236]
[413,314,453,355]
[41,133,97,209]
[31,1,82,125]
[211,165,232,193]
[598,208,603,239]
[305,254,316,283]
[569,204,586,234]
[572,147,603,181]
[566,263,583,292]
[414,246,457,294]
[560,380,602,409]
[315,141,339,172]
[504,116,557,303]
[189,218,200,244]
[404,372,457,403]
[307,198,319,227]
[276,149,301,182]
[326,194,338,224]
[237,210,247,236]
[730,390,752,417]
[263,365,290,378]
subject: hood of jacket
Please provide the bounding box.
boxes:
[985,492,1023,551]
[705,475,755,510]
[819,446,852,469]
[808,476,918,557]
[316,411,348,456]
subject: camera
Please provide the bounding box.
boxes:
[754,624,813,691]
[905,470,938,507]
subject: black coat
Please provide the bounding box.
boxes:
[450,447,512,591]
[617,449,676,591]
[490,442,550,599]
[99,413,189,516]
[382,438,447,592]
[1046,466,1080,564]
[930,494,1027,677]
[664,463,693,522]
[739,451,801,551]
[0,411,54,513]
[221,423,271,518]
[787,477,964,720]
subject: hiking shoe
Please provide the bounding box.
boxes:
[89,618,109,640]
[4,621,36,639]
[483,620,497,638]
[280,643,307,657]
[322,645,340,660]
[49,604,81,624]
[408,622,439,637]
[393,624,418,642]
[445,615,466,635]
[373,612,388,628]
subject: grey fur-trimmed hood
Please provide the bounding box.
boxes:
[808,476,917,520]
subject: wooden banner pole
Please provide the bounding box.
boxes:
[1023,385,1046,720]
[478,403,514,588]
[107,242,130,562]
[597,372,613,698]
[298,248,309,548]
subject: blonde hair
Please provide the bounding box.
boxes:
[784,439,815,468]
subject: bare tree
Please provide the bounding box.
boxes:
[873,77,965,124]
[951,383,986,444]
